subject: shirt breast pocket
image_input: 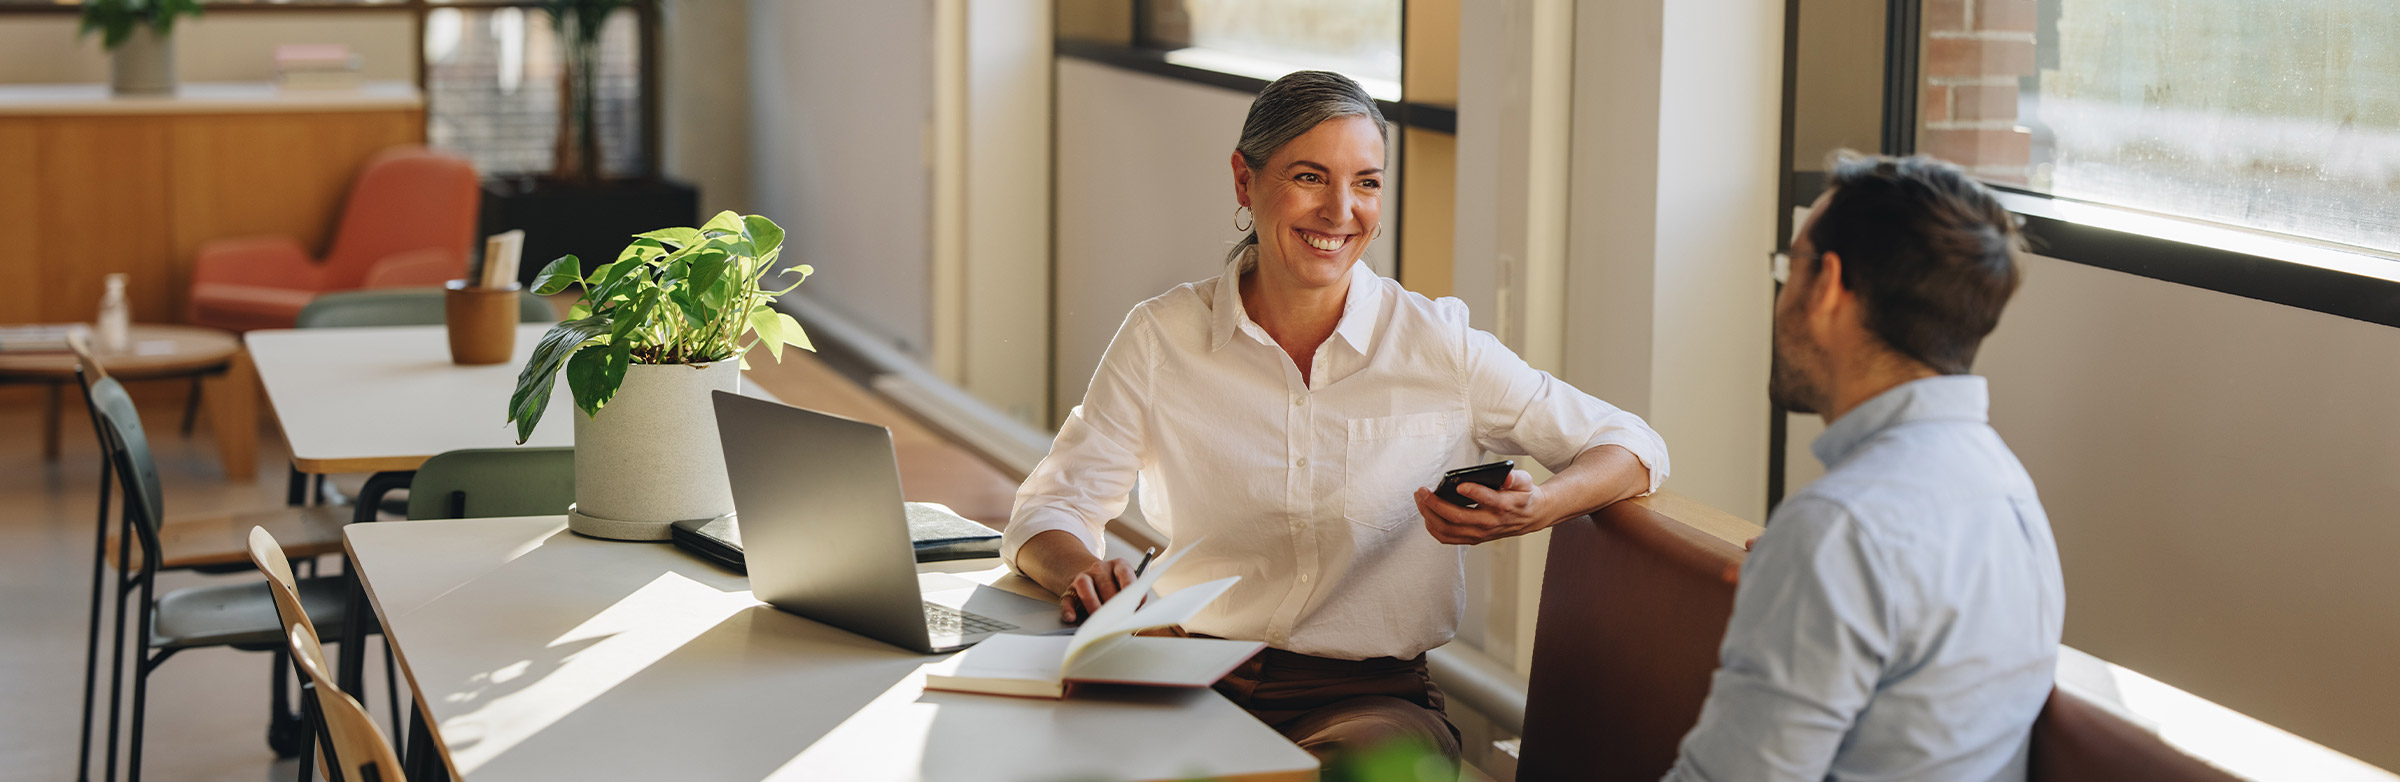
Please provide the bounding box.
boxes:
[1344,412,1467,531]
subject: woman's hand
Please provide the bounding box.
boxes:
[1058,557,1138,624]
[1414,469,1551,545]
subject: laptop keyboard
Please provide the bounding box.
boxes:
[924,602,1017,636]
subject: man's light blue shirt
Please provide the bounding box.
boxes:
[1666,375,2065,781]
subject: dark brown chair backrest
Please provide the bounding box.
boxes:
[1519,500,1742,782]
[2031,687,2240,782]
[1517,496,2239,782]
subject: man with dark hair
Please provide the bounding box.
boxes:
[1663,153,2064,781]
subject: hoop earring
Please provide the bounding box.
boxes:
[1368,224,1382,241]
[1234,206,1253,232]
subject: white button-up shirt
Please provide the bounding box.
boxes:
[1003,258,1670,660]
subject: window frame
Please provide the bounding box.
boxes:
[1874,0,2400,329]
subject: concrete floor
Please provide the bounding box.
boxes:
[1,390,397,782]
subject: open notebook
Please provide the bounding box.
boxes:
[924,542,1264,699]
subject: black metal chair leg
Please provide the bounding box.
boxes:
[127,590,160,782]
[268,647,307,758]
[289,465,309,507]
[178,377,201,438]
[104,551,135,782]
[77,456,113,782]
[382,642,402,752]
[337,470,412,699]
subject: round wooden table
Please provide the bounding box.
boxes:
[0,324,257,480]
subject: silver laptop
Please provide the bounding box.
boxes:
[712,391,1064,653]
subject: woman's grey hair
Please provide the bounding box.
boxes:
[1228,71,1389,264]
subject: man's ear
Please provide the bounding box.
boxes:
[1806,251,1852,331]
[1230,152,1252,208]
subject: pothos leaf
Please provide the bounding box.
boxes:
[507,314,612,443]
[566,337,633,418]
[775,311,813,353]
[633,226,701,249]
[743,215,785,257]
[747,306,785,362]
[529,255,582,295]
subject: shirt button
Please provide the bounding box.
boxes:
[1292,394,1304,406]
[1296,457,1309,468]
[1298,573,1311,583]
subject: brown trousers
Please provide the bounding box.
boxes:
[1210,643,1464,765]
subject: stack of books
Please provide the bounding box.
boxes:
[0,324,86,353]
[274,44,364,91]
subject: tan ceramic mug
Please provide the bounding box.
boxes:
[444,279,520,365]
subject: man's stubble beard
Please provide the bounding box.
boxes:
[1768,305,1825,416]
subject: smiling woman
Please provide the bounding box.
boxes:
[997,70,1672,772]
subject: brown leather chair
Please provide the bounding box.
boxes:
[1515,498,2238,782]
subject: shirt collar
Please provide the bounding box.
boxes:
[1810,375,1990,467]
[1207,251,1383,354]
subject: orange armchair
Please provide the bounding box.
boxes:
[187,146,481,332]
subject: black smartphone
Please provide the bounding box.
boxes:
[1433,459,1515,509]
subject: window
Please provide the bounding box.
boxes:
[1140,0,1402,100]
[423,4,646,178]
[1917,0,2400,257]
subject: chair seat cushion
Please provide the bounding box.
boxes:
[189,283,321,332]
[150,575,373,651]
[112,504,350,573]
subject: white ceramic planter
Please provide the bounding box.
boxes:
[110,27,175,96]
[566,360,739,541]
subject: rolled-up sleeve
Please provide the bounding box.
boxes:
[1000,308,1155,570]
[1664,499,1891,781]
[1460,324,1670,493]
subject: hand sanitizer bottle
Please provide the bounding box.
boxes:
[97,273,130,353]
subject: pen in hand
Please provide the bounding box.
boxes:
[1066,546,1157,625]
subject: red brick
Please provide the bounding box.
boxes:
[1951,83,2019,121]
[1920,127,2032,169]
[1975,0,2038,32]
[1925,0,1968,32]
[1924,85,1954,122]
[1924,37,2035,79]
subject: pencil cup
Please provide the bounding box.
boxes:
[444,279,520,365]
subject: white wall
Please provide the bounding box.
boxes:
[1968,255,2400,770]
[1050,58,1396,424]
[958,0,1054,426]
[1565,0,1783,524]
[0,12,415,85]
[748,0,936,359]
[662,0,754,217]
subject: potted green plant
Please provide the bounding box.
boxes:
[507,211,814,541]
[80,0,203,95]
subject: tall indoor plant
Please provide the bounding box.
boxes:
[539,0,627,184]
[508,211,814,540]
[79,0,204,95]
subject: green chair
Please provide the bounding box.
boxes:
[295,286,555,329]
[406,447,577,520]
[77,365,366,782]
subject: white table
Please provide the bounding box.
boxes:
[348,516,1319,782]
[246,324,571,476]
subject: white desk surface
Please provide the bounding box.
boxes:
[347,516,1318,782]
[247,325,780,474]
[247,325,572,474]
[0,81,423,115]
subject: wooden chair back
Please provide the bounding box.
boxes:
[245,527,330,674]
[290,624,407,782]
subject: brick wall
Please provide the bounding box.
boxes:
[1920,0,2034,183]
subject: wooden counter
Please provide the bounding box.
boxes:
[0,81,424,329]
